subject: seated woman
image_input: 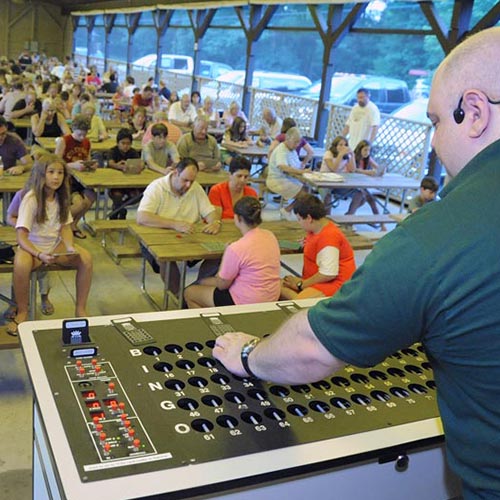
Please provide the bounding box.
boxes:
[346,140,386,229]
[191,91,202,111]
[268,117,314,168]
[221,117,254,165]
[281,194,356,300]
[6,153,93,336]
[266,126,310,220]
[319,135,355,208]
[208,156,258,220]
[198,96,220,127]
[31,98,70,139]
[184,197,281,308]
[222,101,248,128]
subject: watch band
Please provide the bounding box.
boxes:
[241,338,261,378]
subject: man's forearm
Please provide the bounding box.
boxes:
[213,309,345,384]
[136,210,175,229]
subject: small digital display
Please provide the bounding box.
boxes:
[63,318,90,345]
[65,320,88,329]
[70,346,98,358]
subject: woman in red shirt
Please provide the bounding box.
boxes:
[208,156,258,220]
[281,194,356,299]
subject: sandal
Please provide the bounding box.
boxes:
[3,304,17,320]
[41,299,55,316]
[73,229,87,239]
[6,319,19,337]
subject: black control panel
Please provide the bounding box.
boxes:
[33,308,439,484]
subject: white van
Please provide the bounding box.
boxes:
[132,54,194,74]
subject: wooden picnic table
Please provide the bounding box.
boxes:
[129,219,373,310]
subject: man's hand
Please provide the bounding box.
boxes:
[173,221,195,233]
[283,275,301,291]
[203,221,221,234]
[6,166,24,176]
[212,332,260,377]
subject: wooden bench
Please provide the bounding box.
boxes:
[1,260,75,348]
[86,219,141,263]
[330,214,399,226]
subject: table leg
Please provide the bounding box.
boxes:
[162,262,171,310]
[177,262,187,309]
[94,188,103,220]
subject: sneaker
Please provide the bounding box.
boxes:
[280,208,296,222]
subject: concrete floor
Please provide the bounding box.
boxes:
[0,196,390,499]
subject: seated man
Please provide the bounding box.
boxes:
[0,116,32,175]
[132,85,156,115]
[141,111,182,146]
[281,194,356,299]
[136,157,222,293]
[141,123,180,175]
[168,93,197,128]
[255,107,282,145]
[82,103,108,142]
[177,117,222,172]
[266,126,310,220]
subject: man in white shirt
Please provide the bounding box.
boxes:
[257,107,283,144]
[342,88,380,149]
[137,157,221,292]
[168,93,197,127]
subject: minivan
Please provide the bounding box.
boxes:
[132,54,194,74]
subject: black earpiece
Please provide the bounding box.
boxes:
[453,96,465,124]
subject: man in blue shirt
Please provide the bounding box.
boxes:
[213,27,500,498]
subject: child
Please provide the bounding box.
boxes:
[6,153,93,336]
[54,114,97,239]
[108,128,144,219]
[319,135,355,208]
[281,194,356,300]
[221,116,254,165]
[346,140,386,229]
[409,176,439,213]
[141,123,180,175]
[4,171,54,319]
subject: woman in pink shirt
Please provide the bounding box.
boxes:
[184,197,281,308]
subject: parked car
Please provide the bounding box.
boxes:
[217,70,312,93]
[199,61,233,79]
[131,54,232,78]
[132,54,194,74]
[302,73,411,114]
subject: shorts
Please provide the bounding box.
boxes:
[266,177,302,200]
[213,287,235,307]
